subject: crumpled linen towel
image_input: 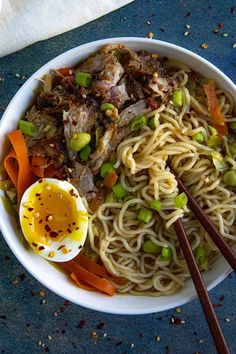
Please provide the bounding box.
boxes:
[0,0,133,58]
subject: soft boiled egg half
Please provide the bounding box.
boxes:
[19,178,88,262]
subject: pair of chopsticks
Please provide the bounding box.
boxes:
[170,169,236,354]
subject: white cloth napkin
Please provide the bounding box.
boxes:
[0,0,133,58]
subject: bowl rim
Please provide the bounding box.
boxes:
[0,37,235,315]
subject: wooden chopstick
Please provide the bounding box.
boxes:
[173,219,230,354]
[172,171,236,271]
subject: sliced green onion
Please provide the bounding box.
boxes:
[195,246,207,265]
[138,207,153,223]
[223,170,236,186]
[112,183,127,199]
[211,151,227,173]
[149,199,162,211]
[100,103,115,111]
[148,116,156,130]
[105,191,118,203]
[209,126,218,136]
[207,135,223,148]
[193,132,204,143]
[174,192,188,208]
[160,247,172,261]
[142,240,161,254]
[172,90,183,106]
[69,132,91,152]
[19,120,38,137]
[79,145,92,161]
[100,163,114,178]
[130,115,147,131]
[229,122,236,132]
[75,71,92,87]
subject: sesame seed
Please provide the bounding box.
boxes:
[41,299,46,305]
[146,20,151,25]
[34,212,40,218]
[198,339,203,344]
[185,24,191,29]
[15,73,20,78]
[54,312,58,317]
[181,320,186,324]
[37,340,42,346]
[103,333,107,337]
[184,31,189,36]
[201,43,208,49]
[222,33,228,37]
[225,318,230,322]
[130,343,135,348]
[48,215,53,221]
[82,94,87,99]
[49,143,55,147]
[233,43,236,48]
[46,185,51,190]
[156,335,161,342]
[147,32,154,39]
[41,343,45,348]
[67,168,72,173]
[0,77,4,83]
[48,335,52,340]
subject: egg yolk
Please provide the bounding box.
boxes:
[21,181,79,246]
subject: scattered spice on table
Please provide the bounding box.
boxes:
[147,32,154,39]
[96,321,105,330]
[39,290,46,297]
[91,331,98,340]
[78,319,86,329]
[146,20,151,25]
[232,43,236,48]
[156,335,161,342]
[175,307,182,313]
[0,77,4,83]
[213,303,222,308]
[225,318,231,322]
[201,43,208,49]
[222,33,228,37]
[130,343,135,348]
[218,23,224,28]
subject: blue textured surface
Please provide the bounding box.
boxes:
[0,1,236,353]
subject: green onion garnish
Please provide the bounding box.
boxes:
[207,135,223,149]
[105,191,118,203]
[69,132,91,152]
[209,125,218,136]
[75,71,92,87]
[229,144,236,159]
[172,90,183,106]
[112,183,127,199]
[79,145,92,161]
[148,116,156,130]
[100,103,115,111]
[174,192,188,208]
[193,132,204,143]
[223,170,236,187]
[19,120,38,137]
[100,163,115,178]
[142,240,161,254]
[195,246,206,265]
[138,207,153,223]
[160,247,172,261]
[149,199,162,211]
[130,115,147,131]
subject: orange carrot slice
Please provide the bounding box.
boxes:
[4,130,35,203]
[103,170,118,189]
[71,273,95,291]
[76,253,127,286]
[62,260,116,296]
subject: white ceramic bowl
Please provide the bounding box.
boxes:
[0,37,235,315]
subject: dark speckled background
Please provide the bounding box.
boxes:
[0,1,236,353]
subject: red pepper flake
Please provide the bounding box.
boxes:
[96,321,105,330]
[45,225,51,232]
[60,306,65,313]
[57,245,65,250]
[67,228,72,234]
[171,316,181,325]
[146,97,158,109]
[31,290,35,296]
[213,304,222,308]
[218,23,223,28]
[28,207,34,212]
[78,319,86,329]
[72,120,77,126]
[220,296,225,302]
[39,246,45,251]
[23,215,29,219]
[72,222,76,226]
[36,193,41,197]
[115,341,123,346]
[50,231,58,238]
[38,179,43,183]
[32,242,37,247]
[78,245,82,249]
[69,189,77,197]
[64,300,69,307]
[75,227,79,230]
[39,219,43,224]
